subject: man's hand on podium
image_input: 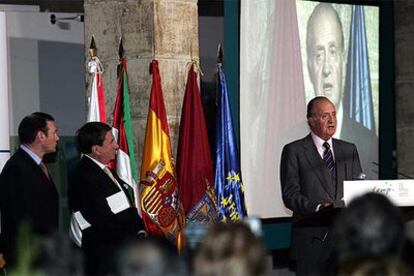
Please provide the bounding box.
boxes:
[319,202,333,211]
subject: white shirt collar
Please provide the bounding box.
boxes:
[310,132,335,160]
[333,102,343,139]
[85,154,107,170]
[85,155,123,191]
[20,144,42,165]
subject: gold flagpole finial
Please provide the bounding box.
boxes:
[89,35,97,58]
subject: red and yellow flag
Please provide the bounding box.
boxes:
[140,60,185,248]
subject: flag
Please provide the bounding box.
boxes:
[87,57,106,122]
[109,57,139,207]
[344,5,375,131]
[140,60,185,248]
[215,64,247,222]
[69,46,107,247]
[176,64,218,224]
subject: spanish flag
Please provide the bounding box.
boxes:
[140,60,185,249]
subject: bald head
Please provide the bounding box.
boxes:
[307,96,337,140]
[306,4,344,56]
[306,3,345,108]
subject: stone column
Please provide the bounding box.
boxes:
[84,0,198,170]
[395,1,414,178]
[395,0,414,241]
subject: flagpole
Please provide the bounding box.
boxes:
[0,11,10,171]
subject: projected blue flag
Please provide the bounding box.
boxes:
[344,5,375,131]
[214,64,247,222]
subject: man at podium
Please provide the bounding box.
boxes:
[280,96,362,275]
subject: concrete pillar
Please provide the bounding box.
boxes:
[84,0,198,170]
[395,0,414,241]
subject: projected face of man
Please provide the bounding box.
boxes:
[307,4,344,108]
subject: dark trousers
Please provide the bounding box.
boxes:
[84,241,118,276]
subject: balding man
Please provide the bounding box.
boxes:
[306,3,378,179]
[280,97,362,275]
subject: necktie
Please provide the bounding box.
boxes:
[103,166,120,187]
[323,142,335,172]
[103,167,133,204]
[39,161,50,180]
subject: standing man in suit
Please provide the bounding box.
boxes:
[306,3,378,179]
[0,112,60,266]
[69,122,146,275]
[280,96,362,275]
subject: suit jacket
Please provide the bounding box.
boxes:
[68,156,145,275]
[280,134,362,262]
[0,148,59,264]
[341,116,378,180]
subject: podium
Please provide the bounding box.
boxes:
[294,180,414,227]
[344,179,414,221]
[343,179,414,207]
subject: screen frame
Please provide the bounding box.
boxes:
[233,0,395,221]
[229,0,395,251]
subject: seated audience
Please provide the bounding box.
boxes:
[333,192,408,274]
[337,255,407,276]
[116,237,188,276]
[193,222,267,276]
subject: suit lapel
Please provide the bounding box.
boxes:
[82,157,132,204]
[18,149,57,192]
[113,171,134,205]
[303,135,335,199]
[83,157,117,190]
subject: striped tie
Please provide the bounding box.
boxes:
[323,142,335,172]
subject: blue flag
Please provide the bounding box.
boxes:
[214,64,247,222]
[344,5,375,131]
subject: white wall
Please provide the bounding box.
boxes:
[0,11,10,171]
[3,6,85,136]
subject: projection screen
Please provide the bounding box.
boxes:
[240,0,379,218]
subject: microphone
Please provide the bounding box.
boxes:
[356,173,366,180]
[372,161,414,179]
[347,163,366,180]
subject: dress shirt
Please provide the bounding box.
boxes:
[20,144,42,165]
[85,155,122,191]
[311,132,335,161]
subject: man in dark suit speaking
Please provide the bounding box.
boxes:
[306,3,378,179]
[69,122,146,275]
[280,96,362,275]
[0,112,60,267]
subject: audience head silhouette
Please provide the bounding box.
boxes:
[334,192,405,261]
[193,222,266,276]
[116,237,188,276]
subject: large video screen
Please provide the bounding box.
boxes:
[240,0,379,218]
